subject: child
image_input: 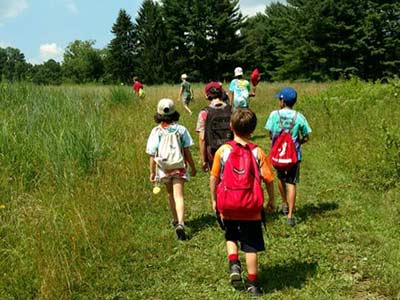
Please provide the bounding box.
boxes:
[178,74,194,115]
[196,82,232,172]
[146,98,197,240]
[210,108,275,296]
[265,87,312,226]
[132,76,144,97]
[228,67,254,109]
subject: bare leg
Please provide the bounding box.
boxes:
[245,252,258,276]
[278,178,288,207]
[287,183,296,218]
[165,181,178,222]
[227,240,239,256]
[172,178,185,225]
[183,103,192,115]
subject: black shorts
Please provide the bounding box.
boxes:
[277,162,300,185]
[223,220,265,253]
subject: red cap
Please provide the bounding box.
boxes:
[205,82,222,97]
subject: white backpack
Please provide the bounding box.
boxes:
[154,127,185,170]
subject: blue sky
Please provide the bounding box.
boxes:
[0,0,275,64]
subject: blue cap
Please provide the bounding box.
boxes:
[275,87,297,105]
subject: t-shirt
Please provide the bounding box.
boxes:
[181,81,192,100]
[265,109,312,161]
[195,100,227,133]
[133,81,143,92]
[146,122,194,179]
[229,79,251,108]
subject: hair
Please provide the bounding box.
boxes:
[207,88,222,100]
[230,108,257,137]
[133,76,139,81]
[154,111,180,124]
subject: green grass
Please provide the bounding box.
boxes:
[0,79,399,300]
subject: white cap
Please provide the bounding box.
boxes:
[234,67,243,77]
[157,98,176,116]
[181,73,188,80]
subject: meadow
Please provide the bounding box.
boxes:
[0,79,399,300]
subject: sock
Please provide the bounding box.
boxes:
[228,254,239,262]
[248,274,257,282]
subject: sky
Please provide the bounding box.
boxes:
[0,0,276,64]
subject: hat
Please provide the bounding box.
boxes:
[205,82,222,98]
[234,67,243,77]
[181,73,188,80]
[275,87,297,105]
[157,98,176,115]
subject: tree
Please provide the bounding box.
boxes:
[0,47,28,81]
[134,0,168,84]
[62,40,104,83]
[107,9,136,84]
[29,59,62,85]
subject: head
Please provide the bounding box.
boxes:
[275,87,297,108]
[133,76,139,82]
[234,67,243,79]
[205,82,223,100]
[230,108,257,138]
[154,98,180,123]
[181,73,188,81]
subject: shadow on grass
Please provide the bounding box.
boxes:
[251,134,267,142]
[260,260,318,292]
[296,201,339,221]
[186,213,218,236]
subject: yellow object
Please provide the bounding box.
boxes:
[0,204,5,209]
[153,186,161,194]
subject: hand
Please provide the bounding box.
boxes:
[266,201,276,213]
[201,161,209,172]
[212,200,217,212]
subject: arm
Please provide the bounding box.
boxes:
[191,87,194,99]
[265,181,275,213]
[183,147,197,177]
[178,86,183,100]
[210,175,220,212]
[198,131,208,172]
[228,91,233,106]
[149,156,156,182]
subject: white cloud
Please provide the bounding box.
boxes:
[0,0,29,23]
[39,43,64,63]
[240,4,266,16]
[65,0,79,15]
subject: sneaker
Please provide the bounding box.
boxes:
[245,279,263,297]
[287,217,296,227]
[279,204,289,215]
[175,224,186,240]
[229,260,242,284]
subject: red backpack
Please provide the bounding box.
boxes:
[217,141,264,220]
[269,111,298,171]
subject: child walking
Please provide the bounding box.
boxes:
[265,87,312,226]
[178,73,194,115]
[210,108,275,296]
[146,98,197,240]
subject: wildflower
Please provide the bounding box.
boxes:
[0,204,5,209]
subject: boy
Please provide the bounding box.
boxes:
[132,76,144,97]
[196,82,232,172]
[228,67,254,109]
[210,108,275,296]
[265,87,312,226]
[178,73,194,115]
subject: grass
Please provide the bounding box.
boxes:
[0,79,399,299]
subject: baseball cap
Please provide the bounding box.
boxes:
[157,98,176,115]
[234,67,243,77]
[205,82,222,98]
[181,73,188,80]
[275,87,297,105]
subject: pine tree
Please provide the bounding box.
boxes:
[107,9,136,84]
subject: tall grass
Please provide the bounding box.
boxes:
[0,80,399,300]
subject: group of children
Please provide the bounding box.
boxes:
[145,68,312,297]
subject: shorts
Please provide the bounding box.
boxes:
[158,168,189,183]
[277,162,300,185]
[182,96,191,105]
[223,220,265,253]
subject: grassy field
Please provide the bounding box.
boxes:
[0,79,399,300]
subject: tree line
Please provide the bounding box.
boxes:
[1,0,399,85]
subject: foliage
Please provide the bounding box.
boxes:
[0,47,28,82]
[106,9,136,84]
[29,59,63,85]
